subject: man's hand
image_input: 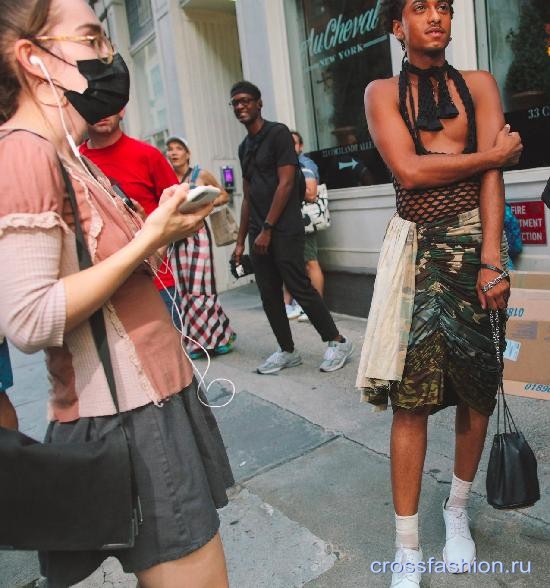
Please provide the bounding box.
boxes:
[232,243,245,265]
[493,125,523,168]
[253,229,272,256]
[476,267,510,311]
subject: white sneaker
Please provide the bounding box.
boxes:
[256,349,302,374]
[319,338,353,372]
[442,499,476,573]
[285,302,303,320]
[297,312,309,323]
[390,547,423,587]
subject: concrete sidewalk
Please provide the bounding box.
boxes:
[1,283,549,587]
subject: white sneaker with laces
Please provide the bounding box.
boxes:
[442,499,476,573]
[256,349,302,374]
[390,547,423,587]
[285,302,303,320]
[319,338,353,372]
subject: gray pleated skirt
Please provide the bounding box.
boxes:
[39,379,234,587]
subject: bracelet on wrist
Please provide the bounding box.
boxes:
[481,268,510,293]
[480,262,505,274]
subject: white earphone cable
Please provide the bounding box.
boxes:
[36,54,236,409]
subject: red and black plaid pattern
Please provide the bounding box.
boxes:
[172,222,234,353]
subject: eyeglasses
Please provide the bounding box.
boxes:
[229,97,256,108]
[33,33,115,64]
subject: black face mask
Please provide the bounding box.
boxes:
[64,54,130,124]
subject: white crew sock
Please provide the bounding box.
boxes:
[395,512,419,550]
[446,473,473,510]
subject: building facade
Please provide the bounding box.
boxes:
[94,0,550,307]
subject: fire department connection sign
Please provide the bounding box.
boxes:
[510,201,547,245]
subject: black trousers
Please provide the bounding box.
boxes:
[250,231,339,352]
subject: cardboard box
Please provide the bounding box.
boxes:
[510,271,550,291]
[503,271,550,400]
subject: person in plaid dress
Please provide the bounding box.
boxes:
[166,137,236,359]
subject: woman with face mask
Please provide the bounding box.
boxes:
[0,1,233,587]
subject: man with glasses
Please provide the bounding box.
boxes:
[230,80,353,374]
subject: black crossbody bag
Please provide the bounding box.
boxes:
[0,150,142,551]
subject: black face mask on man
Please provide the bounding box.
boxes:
[63,54,130,124]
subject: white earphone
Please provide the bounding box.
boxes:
[29,54,44,68]
[27,54,235,408]
[29,53,81,158]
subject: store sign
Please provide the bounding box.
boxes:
[304,1,385,72]
[299,0,392,189]
[510,201,547,245]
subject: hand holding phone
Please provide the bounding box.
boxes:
[178,186,220,213]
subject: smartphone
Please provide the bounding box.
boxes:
[178,186,220,213]
[111,183,138,212]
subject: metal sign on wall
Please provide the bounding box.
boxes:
[510,201,548,245]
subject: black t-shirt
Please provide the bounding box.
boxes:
[238,121,304,236]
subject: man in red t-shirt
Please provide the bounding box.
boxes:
[80,111,181,321]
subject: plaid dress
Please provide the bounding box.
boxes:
[172,167,235,354]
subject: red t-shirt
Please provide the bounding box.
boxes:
[80,133,177,290]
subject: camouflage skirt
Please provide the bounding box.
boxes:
[389,208,507,416]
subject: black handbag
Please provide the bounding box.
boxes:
[0,154,142,551]
[486,311,540,510]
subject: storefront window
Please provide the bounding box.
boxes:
[476,0,550,169]
[133,41,168,147]
[286,0,393,189]
[125,0,154,45]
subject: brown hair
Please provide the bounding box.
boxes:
[0,0,54,123]
[379,0,454,34]
[290,130,303,145]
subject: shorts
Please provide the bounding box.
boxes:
[304,232,318,262]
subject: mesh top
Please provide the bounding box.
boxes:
[395,176,481,224]
[395,63,480,224]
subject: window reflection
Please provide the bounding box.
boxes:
[288,0,393,189]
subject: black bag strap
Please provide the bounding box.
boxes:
[57,162,121,413]
[59,156,143,526]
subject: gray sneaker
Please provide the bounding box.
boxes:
[257,349,302,374]
[319,338,353,372]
